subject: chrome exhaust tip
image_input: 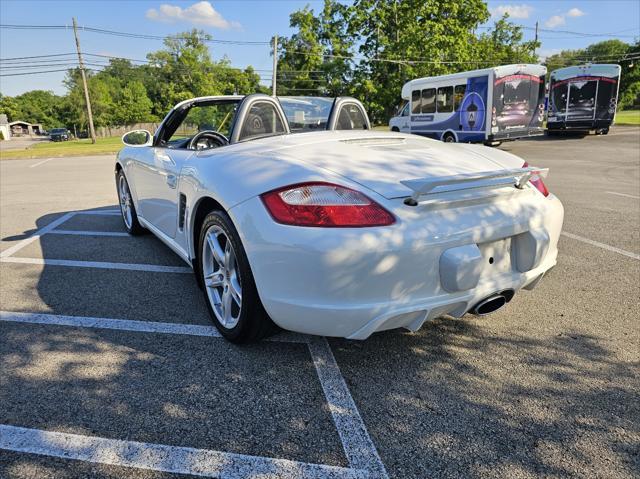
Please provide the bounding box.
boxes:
[471,292,511,316]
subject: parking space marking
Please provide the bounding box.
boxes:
[48,229,129,237]
[0,311,309,344]
[561,232,640,260]
[0,212,76,259]
[606,191,640,200]
[309,337,389,478]
[1,311,386,476]
[0,424,366,479]
[76,210,121,216]
[1,207,388,476]
[0,256,194,273]
[29,158,55,168]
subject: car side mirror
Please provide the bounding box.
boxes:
[122,130,152,147]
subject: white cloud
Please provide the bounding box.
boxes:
[566,7,585,17]
[490,4,534,19]
[545,14,566,28]
[544,7,586,29]
[146,1,240,29]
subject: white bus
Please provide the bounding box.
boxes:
[389,64,546,144]
[547,64,621,135]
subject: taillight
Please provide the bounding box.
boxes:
[261,182,395,227]
[522,162,549,197]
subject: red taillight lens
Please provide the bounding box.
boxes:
[522,162,549,197]
[261,182,395,227]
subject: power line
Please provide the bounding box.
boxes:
[0,68,71,77]
[0,24,270,45]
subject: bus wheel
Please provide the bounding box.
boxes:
[443,132,456,143]
[391,127,399,132]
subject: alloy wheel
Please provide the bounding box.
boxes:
[118,174,133,229]
[202,225,242,328]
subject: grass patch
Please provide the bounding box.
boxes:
[1,136,123,160]
[615,110,640,126]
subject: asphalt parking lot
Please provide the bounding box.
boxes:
[0,128,638,479]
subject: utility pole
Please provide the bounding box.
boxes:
[271,34,278,96]
[534,21,539,54]
[72,17,96,144]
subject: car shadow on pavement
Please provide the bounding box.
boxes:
[2,207,638,479]
[1,207,349,475]
[329,317,639,479]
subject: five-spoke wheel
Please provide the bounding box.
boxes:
[197,210,275,342]
[202,225,242,329]
[115,169,145,235]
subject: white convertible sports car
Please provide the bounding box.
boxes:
[116,94,563,343]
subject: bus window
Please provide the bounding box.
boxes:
[422,88,436,113]
[411,90,421,114]
[454,85,466,111]
[437,86,453,113]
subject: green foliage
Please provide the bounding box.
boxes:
[3,29,263,130]
[276,0,539,123]
[0,90,66,129]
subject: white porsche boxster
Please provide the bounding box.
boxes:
[116,94,563,343]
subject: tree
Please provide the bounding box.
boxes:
[348,0,492,122]
[476,15,539,66]
[276,1,354,96]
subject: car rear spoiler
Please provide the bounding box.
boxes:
[400,167,548,205]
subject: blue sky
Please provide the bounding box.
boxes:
[1,0,638,96]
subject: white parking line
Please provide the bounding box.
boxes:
[29,158,55,168]
[76,210,121,216]
[0,212,76,259]
[0,311,309,344]
[49,230,129,237]
[606,191,640,200]
[309,337,389,478]
[0,256,193,273]
[561,232,640,260]
[1,311,387,476]
[0,424,366,479]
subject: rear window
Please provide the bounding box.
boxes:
[50,128,66,134]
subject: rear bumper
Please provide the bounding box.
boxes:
[489,128,544,141]
[547,120,612,131]
[230,192,564,339]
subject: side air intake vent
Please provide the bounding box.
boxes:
[179,194,187,230]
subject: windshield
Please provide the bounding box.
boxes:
[279,97,334,133]
[168,101,238,145]
[50,128,66,134]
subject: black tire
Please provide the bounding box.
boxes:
[443,132,456,143]
[595,127,609,135]
[197,210,277,343]
[391,126,400,132]
[115,169,145,235]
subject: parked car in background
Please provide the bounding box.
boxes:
[49,128,70,141]
[547,64,621,135]
[116,93,563,343]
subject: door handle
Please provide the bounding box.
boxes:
[166,174,177,189]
